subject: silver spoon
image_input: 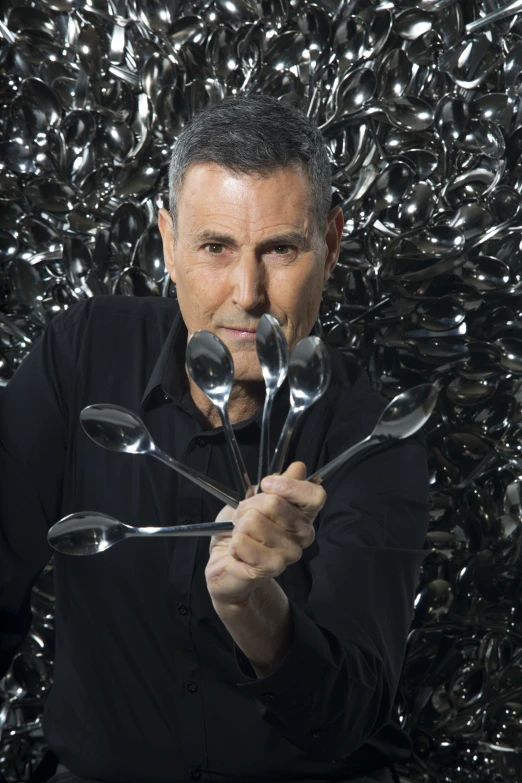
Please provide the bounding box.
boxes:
[53,383,441,559]
[80,403,239,507]
[269,336,330,476]
[255,314,289,491]
[186,330,253,499]
[48,511,236,556]
[308,384,438,485]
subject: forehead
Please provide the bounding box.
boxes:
[177,163,313,232]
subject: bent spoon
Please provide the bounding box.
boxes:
[80,404,239,507]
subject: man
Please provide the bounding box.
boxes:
[0,95,430,783]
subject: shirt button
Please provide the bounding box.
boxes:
[196,437,207,447]
[177,604,189,616]
[164,394,170,401]
[263,693,275,701]
[189,769,201,780]
[187,681,199,693]
[312,730,322,738]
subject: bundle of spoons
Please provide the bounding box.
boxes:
[48,383,437,555]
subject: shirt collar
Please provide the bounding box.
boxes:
[140,301,187,411]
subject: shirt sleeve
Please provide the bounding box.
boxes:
[233,435,431,761]
[0,302,87,679]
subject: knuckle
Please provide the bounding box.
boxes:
[304,527,316,548]
[313,486,327,509]
[289,544,303,564]
[274,553,288,574]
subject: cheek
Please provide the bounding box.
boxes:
[268,262,324,317]
[174,262,230,326]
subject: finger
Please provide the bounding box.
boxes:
[215,503,235,522]
[260,464,326,517]
[281,461,307,480]
[231,523,303,573]
[233,507,314,550]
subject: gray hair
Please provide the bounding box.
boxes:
[168,94,332,235]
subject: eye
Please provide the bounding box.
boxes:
[269,245,293,255]
[204,243,225,254]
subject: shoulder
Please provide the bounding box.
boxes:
[327,347,387,429]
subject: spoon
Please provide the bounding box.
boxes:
[80,403,240,508]
[269,336,330,475]
[255,314,289,491]
[186,330,253,499]
[48,511,236,555]
[51,382,440,558]
[308,384,438,485]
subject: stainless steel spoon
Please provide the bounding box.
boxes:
[186,330,253,499]
[269,336,331,475]
[255,314,289,491]
[308,384,438,485]
[48,511,236,555]
[80,403,239,507]
[55,384,441,558]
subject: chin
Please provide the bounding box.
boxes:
[232,361,263,384]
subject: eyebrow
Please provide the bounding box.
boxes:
[193,229,313,251]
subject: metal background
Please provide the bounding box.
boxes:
[2,0,522,780]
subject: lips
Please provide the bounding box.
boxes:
[222,326,256,332]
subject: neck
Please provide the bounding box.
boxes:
[186,367,265,428]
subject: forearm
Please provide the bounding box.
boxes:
[212,578,294,678]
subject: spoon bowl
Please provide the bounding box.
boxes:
[186,330,253,497]
[269,336,330,475]
[80,404,239,507]
[308,384,438,485]
[256,314,289,488]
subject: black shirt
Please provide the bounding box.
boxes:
[0,295,431,783]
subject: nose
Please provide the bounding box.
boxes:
[231,251,266,312]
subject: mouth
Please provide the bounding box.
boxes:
[220,326,257,340]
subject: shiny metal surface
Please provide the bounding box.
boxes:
[3,0,522,776]
[308,384,438,485]
[80,403,240,508]
[269,336,330,476]
[186,330,253,499]
[255,313,289,490]
[47,511,235,555]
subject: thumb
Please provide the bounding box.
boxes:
[280,461,307,480]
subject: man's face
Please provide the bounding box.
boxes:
[158,162,341,383]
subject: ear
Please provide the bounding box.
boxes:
[158,208,176,284]
[323,206,343,283]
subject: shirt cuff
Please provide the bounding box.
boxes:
[233,598,333,717]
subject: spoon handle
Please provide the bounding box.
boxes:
[151,447,240,509]
[219,405,254,499]
[256,391,275,493]
[134,520,234,537]
[269,407,300,476]
[307,435,377,485]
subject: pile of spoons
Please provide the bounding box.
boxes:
[3,0,522,779]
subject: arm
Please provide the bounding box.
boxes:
[229,437,431,761]
[0,303,86,678]
[213,577,293,678]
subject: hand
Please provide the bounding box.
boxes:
[205,461,326,608]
